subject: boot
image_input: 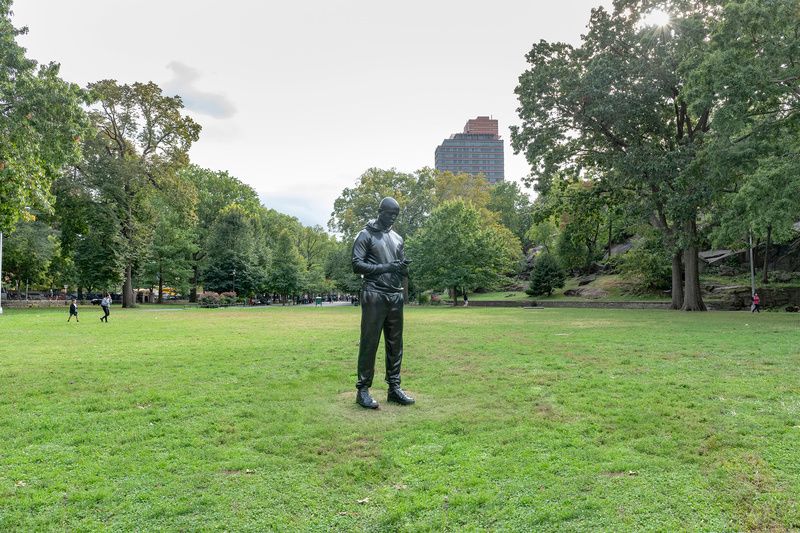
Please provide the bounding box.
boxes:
[387,387,415,406]
[356,388,379,409]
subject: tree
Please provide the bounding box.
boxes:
[84,80,201,307]
[180,165,261,301]
[512,1,727,310]
[527,218,559,254]
[73,204,123,293]
[433,171,491,209]
[692,0,800,283]
[268,230,305,303]
[0,0,90,233]
[487,181,533,248]
[143,195,198,302]
[329,167,434,240]
[295,225,334,271]
[203,204,264,295]
[526,253,566,297]
[2,220,57,292]
[325,240,363,294]
[407,200,521,304]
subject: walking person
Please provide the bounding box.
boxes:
[68,299,79,322]
[752,291,761,313]
[100,293,111,322]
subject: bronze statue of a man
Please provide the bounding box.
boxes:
[352,197,414,409]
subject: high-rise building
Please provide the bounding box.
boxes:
[434,116,504,183]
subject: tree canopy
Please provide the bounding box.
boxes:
[407,199,521,303]
[0,0,90,233]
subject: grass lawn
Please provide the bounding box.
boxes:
[1,305,799,530]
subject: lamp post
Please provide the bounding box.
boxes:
[232,268,236,296]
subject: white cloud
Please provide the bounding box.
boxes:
[164,61,236,119]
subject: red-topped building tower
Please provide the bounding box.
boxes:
[435,116,504,183]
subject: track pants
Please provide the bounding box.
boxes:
[356,290,404,389]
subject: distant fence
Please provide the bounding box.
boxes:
[466,300,672,309]
[2,300,69,309]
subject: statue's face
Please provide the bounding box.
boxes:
[378,206,400,228]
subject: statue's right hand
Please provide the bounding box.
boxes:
[386,261,403,274]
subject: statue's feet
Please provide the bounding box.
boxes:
[356,388,379,409]
[387,387,415,406]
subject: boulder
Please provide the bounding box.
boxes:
[563,287,609,299]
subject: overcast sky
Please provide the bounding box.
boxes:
[13,0,610,228]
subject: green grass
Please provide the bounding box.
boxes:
[1,305,799,531]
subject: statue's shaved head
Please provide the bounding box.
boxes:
[379,197,400,212]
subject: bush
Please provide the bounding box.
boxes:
[619,245,671,293]
[526,253,566,297]
[417,292,430,305]
[198,291,220,308]
[603,254,625,274]
[219,291,238,306]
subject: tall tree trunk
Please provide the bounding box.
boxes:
[452,286,458,306]
[157,268,164,304]
[762,224,771,284]
[681,219,706,311]
[77,286,83,300]
[670,251,683,310]
[123,264,134,308]
[190,263,199,302]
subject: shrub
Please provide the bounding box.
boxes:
[603,254,625,274]
[619,244,671,293]
[219,291,238,305]
[526,253,566,296]
[417,292,430,305]
[198,291,220,308]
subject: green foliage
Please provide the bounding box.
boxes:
[72,204,124,292]
[324,240,362,294]
[0,0,91,233]
[301,264,332,295]
[619,237,672,293]
[143,195,198,299]
[526,218,559,254]
[203,205,265,295]
[695,0,800,253]
[2,220,57,288]
[407,199,521,298]
[295,225,334,273]
[511,1,729,310]
[555,223,593,274]
[329,167,434,240]
[486,181,533,247]
[268,230,305,298]
[84,79,201,306]
[433,171,490,208]
[526,252,566,297]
